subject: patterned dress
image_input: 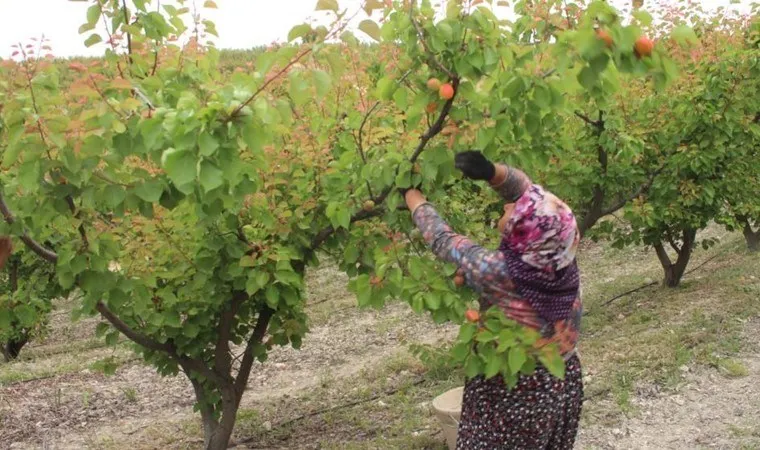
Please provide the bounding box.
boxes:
[411,166,584,450]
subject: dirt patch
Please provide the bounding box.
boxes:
[578,319,760,450]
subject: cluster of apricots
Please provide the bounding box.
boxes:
[596,28,654,58]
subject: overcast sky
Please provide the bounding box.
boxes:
[0,0,753,58]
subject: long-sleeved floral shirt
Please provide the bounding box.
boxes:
[411,166,582,357]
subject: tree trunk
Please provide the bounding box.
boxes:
[2,336,29,362]
[653,228,696,288]
[742,219,760,252]
[2,259,26,362]
[190,378,240,450]
[185,305,273,450]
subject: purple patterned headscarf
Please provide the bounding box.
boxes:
[498,185,580,322]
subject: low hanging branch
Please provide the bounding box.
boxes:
[0,190,58,263]
[0,185,238,388]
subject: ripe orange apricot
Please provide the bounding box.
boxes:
[439,83,455,100]
[465,309,480,323]
[427,78,441,90]
[634,36,654,58]
[454,274,465,287]
[426,102,438,114]
[596,29,613,48]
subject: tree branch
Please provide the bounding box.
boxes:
[234,306,274,396]
[96,301,227,385]
[65,195,89,249]
[409,13,456,81]
[598,173,657,217]
[214,291,247,375]
[410,79,459,163]
[96,301,172,353]
[310,74,459,251]
[667,234,681,254]
[0,190,58,263]
[574,110,602,128]
[653,241,672,268]
[226,15,356,122]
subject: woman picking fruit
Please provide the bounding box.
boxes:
[403,150,583,449]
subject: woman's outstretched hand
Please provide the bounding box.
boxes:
[455,150,496,181]
[404,189,427,213]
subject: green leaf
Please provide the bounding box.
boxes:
[533,85,551,109]
[484,353,502,379]
[289,72,310,106]
[355,274,371,306]
[458,323,477,343]
[464,355,482,378]
[86,3,102,25]
[577,66,598,90]
[265,284,279,308]
[288,24,312,42]
[632,10,653,26]
[1,141,22,168]
[424,294,441,310]
[336,206,350,230]
[199,161,224,193]
[134,180,164,203]
[198,132,219,157]
[105,331,120,346]
[315,0,339,12]
[313,70,332,98]
[495,330,517,352]
[589,53,610,74]
[102,185,127,208]
[14,305,36,327]
[508,346,527,374]
[375,77,397,100]
[672,25,698,47]
[504,76,524,99]
[183,323,200,338]
[161,147,196,187]
[359,20,381,41]
[0,310,11,330]
[84,34,103,47]
[246,271,270,294]
[95,322,110,337]
[539,348,566,379]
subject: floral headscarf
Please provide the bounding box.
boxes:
[498,185,581,322]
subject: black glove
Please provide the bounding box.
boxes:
[455,150,496,181]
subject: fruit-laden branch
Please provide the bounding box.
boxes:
[310,77,460,251]
[0,190,59,263]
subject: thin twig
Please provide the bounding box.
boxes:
[227,12,358,121]
[409,13,456,80]
[574,110,602,128]
[237,377,426,441]
[601,251,724,307]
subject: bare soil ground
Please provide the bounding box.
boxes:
[1,232,759,450]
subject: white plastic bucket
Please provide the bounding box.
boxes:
[431,386,464,450]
